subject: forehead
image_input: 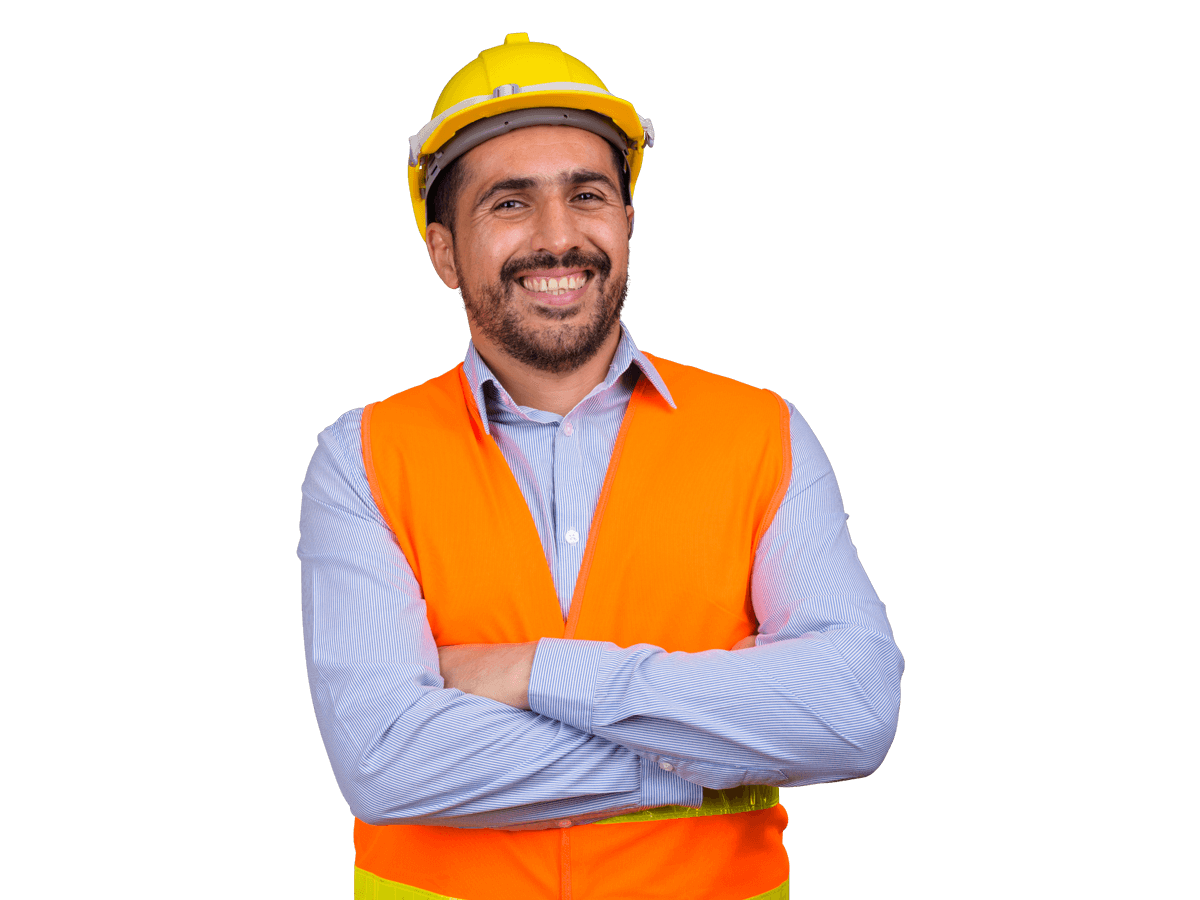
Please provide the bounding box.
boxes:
[460,125,620,189]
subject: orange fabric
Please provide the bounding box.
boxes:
[358,355,792,899]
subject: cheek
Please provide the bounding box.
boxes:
[457,249,502,286]
[604,234,631,269]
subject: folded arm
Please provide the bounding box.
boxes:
[299,410,698,829]
[449,403,905,790]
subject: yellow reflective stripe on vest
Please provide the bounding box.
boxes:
[353,787,782,898]
[748,880,789,900]
[595,784,779,825]
[355,868,788,900]
[355,866,464,900]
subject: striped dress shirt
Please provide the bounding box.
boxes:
[299,323,903,829]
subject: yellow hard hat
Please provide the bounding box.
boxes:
[408,33,655,239]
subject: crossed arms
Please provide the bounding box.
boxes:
[437,632,757,710]
[299,404,903,829]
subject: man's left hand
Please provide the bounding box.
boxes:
[438,642,538,709]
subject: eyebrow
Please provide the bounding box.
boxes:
[475,169,621,209]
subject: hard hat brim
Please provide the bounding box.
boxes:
[421,89,644,161]
[410,89,647,239]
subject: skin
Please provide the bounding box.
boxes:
[424,125,755,705]
[425,125,634,417]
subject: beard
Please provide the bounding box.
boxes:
[458,247,627,375]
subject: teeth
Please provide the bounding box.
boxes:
[523,273,587,293]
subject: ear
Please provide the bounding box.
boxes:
[426,222,460,289]
[626,204,635,239]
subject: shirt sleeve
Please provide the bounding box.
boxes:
[527,402,904,789]
[299,409,699,829]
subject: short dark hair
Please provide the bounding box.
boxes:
[425,138,632,236]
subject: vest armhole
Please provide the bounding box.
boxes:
[751,391,793,555]
[360,401,402,539]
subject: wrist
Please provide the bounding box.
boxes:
[510,641,537,709]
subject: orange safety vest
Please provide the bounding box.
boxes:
[358,354,793,900]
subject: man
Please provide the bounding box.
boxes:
[300,33,903,900]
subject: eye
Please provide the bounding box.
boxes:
[495,198,525,210]
[573,191,603,202]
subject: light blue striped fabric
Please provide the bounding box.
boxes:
[299,323,903,829]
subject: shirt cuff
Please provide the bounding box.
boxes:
[529,638,702,812]
[639,756,703,809]
[528,637,605,733]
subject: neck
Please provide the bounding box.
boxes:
[471,326,623,417]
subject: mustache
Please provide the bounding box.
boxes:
[500,248,612,284]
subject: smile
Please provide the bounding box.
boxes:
[520,272,589,296]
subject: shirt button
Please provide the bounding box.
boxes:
[659,761,674,772]
[565,528,579,545]
[563,422,574,436]
[558,819,572,828]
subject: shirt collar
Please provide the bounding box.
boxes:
[463,322,676,435]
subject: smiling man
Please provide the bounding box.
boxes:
[299,33,904,900]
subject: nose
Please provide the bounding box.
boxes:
[530,196,583,257]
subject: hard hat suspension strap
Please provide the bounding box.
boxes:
[419,107,633,201]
